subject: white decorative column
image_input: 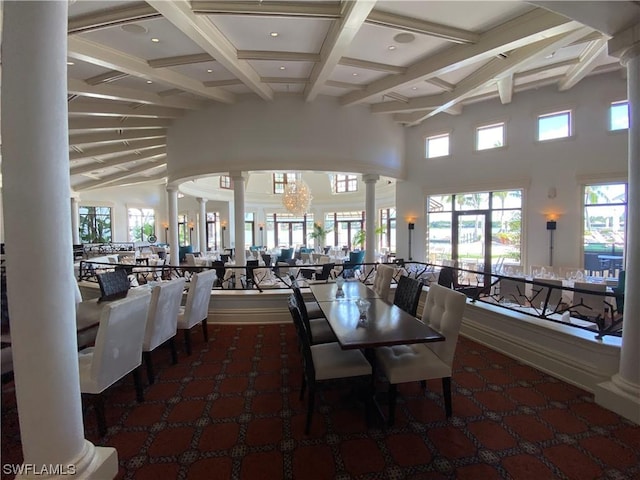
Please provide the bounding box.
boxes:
[231,172,246,267]
[363,174,379,266]
[197,197,208,253]
[1,2,117,477]
[70,196,80,244]
[167,187,179,266]
[596,30,640,424]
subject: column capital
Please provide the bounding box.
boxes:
[229,171,246,181]
[166,185,178,193]
[196,197,208,204]
[608,23,640,64]
[362,174,380,184]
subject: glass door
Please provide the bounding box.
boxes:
[452,211,491,286]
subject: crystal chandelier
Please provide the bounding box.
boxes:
[282,174,312,215]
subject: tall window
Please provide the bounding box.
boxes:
[245,212,255,248]
[476,122,505,150]
[334,174,358,193]
[178,214,189,246]
[79,206,112,243]
[425,133,450,158]
[267,212,312,248]
[206,212,220,251]
[128,207,155,242]
[610,101,629,131]
[220,175,233,189]
[583,183,627,275]
[273,173,296,194]
[538,110,571,141]
[379,208,396,253]
[326,211,365,250]
[426,190,522,268]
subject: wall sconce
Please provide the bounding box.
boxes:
[221,221,227,249]
[407,222,415,261]
[188,221,195,245]
[546,215,557,266]
[259,223,264,246]
[162,222,169,243]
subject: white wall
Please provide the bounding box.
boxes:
[166,95,406,184]
[399,72,628,266]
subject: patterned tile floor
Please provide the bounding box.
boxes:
[2,324,639,479]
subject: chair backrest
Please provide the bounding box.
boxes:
[316,263,335,281]
[393,276,423,316]
[349,250,365,264]
[373,264,394,301]
[300,252,311,263]
[291,286,316,343]
[181,269,217,329]
[97,269,130,302]
[531,278,563,309]
[220,254,230,263]
[437,266,458,289]
[89,292,152,391]
[143,278,186,351]
[185,253,197,266]
[498,278,527,305]
[422,283,467,366]
[572,281,607,318]
[261,254,272,266]
[287,295,315,381]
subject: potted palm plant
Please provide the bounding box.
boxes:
[352,225,386,251]
[308,223,332,252]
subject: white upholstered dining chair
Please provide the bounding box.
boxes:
[375,283,467,425]
[78,291,151,436]
[372,264,394,302]
[142,278,186,384]
[177,269,217,355]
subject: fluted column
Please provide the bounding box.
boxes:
[167,187,179,266]
[70,196,80,244]
[231,171,246,266]
[363,174,379,266]
[197,197,208,253]
[596,30,640,424]
[1,2,117,477]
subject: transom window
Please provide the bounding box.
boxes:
[538,110,571,141]
[476,122,505,150]
[128,207,155,242]
[273,173,296,194]
[79,206,112,243]
[610,101,629,131]
[334,174,358,193]
[425,133,450,158]
[220,175,233,189]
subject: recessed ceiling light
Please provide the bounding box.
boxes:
[207,69,213,73]
[393,32,415,44]
[146,80,153,84]
[270,32,279,37]
[545,52,556,59]
[67,61,75,66]
[411,87,418,90]
[388,45,396,51]
[279,66,286,70]
[352,72,359,76]
[121,23,148,35]
[151,38,160,43]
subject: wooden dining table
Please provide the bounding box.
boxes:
[309,282,444,350]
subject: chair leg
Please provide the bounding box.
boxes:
[94,394,107,437]
[388,384,398,426]
[201,319,209,342]
[144,351,155,385]
[300,374,306,400]
[305,387,315,434]
[442,377,452,418]
[169,337,178,365]
[133,367,144,403]
[184,329,192,356]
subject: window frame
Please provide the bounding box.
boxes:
[475,122,506,151]
[79,205,113,243]
[537,109,572,142]
[334,174,358,193]
[219,175,233,189]
[273,173,296,194]
[425,132,451,159]
[609,100,629,131]
[127,206,155,243]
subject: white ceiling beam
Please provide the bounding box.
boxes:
[113,171,168,189]
[445,105,463,115]
[147,0,274,101]
[70,139,166,161]
[69,117,172,131]
[338,57,406,74]
[148,53,215,68]
[68,79,204,110]
[424,77,455,92]
[514,58,580,79]
[497,74,514,104]
[341,8,579,106]
[68,102,184,118]
[70,148,166,175]
[558,38,608,91]
[85,70,129,86]
[261,77,307,84]
[325,80,366,90]
[384,28,589,125]
[203,79,244,87]
[157,88,184,97]
[304,0,377,102]
[237,50,321,62]
[69,129,167,146]
[191,1,341,18]
[384,92,409,103]
[75,163,167,191]
[68,36,234,103]
[366,10,479,44]
[68,2,159,34]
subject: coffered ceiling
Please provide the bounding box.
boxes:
[5,1,640,192]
